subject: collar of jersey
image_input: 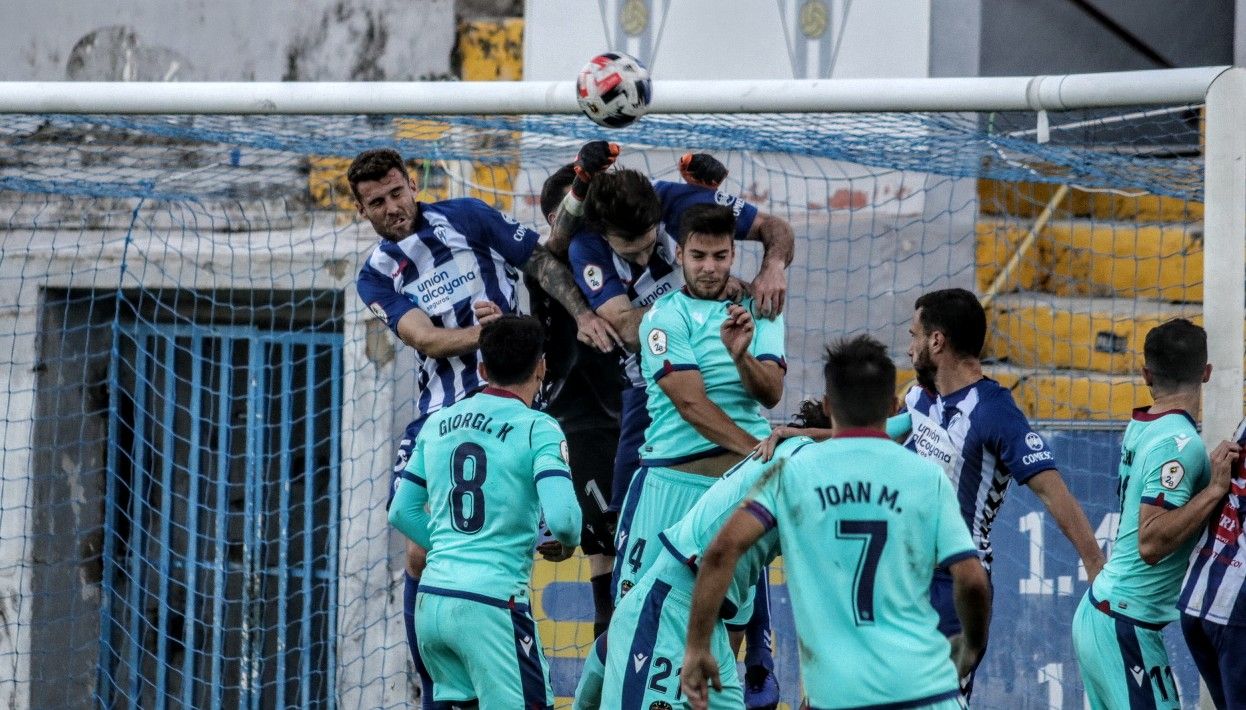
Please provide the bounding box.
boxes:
[936,375,990,406]
[1131,406,1196,427]
[833,428,892,440]
[481,386,525,403]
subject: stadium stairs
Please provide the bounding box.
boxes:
[899,180,1215,423]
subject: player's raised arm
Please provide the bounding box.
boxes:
[683,507,768,709]
[721,303,785,408]
[740,210,794,318]
[546,141,620,257]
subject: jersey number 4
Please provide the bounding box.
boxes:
[450,443,488,534]
[836,520,888,626]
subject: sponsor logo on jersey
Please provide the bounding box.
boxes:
[1025,432,1044,451]
[1129,665,1146,687]
[632,653,649,673]
[1161,460,1185,490]
[583,264,605,292]
[407,256,482,315]
[1022,450,1054,466]
[1174,434,1192,452]
[369,302,389,322]
[560,440,570,463]
[520,635,534,657]
[647,328,668,355]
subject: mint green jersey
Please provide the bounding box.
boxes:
[1091,408,1209,625]
[750,433,976,708]
[638,291,785,465]
[660,437,812,616]
[403,389,574,603]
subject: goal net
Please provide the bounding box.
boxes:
[1,69,1241,709]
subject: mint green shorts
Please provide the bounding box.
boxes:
[602,552,742,710]
[613,465,716,602]
[416,590,553,709]
[1072,592,1181,710]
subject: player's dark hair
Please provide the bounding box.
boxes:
[583,169,661,239]
[346,148,410,201]
[540,164,577,219]
[823,335,897,427]
[480,315,546,386]
[1144,318,1207,390]
[914,288,987,358]
[677,203,735,246]
[789,398,832,429]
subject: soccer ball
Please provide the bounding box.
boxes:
[575,52,652,128]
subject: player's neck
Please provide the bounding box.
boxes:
[1147,389,1200,420]
[933,357,983,397]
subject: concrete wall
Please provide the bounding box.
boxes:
[0,0,453,81]
[930,0,1233,77]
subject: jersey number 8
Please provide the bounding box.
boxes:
[450,443,488,534]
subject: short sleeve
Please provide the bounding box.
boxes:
[1139,435,1207,510]
[639,301,697,382]
[934,472,977,568]
[653,181,759,239]
[744,463,782,532]
[747,299,786,368]
[402,434,429,487]
[568,232,628,309]
[461,198,541,267]
[357,258,418,335]
[985,393,1058,484]
[530,414,572,482]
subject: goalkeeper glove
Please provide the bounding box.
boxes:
[678,152,728,189]
[571,141,620,200]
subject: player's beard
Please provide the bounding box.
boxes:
[377,200,419,241]
[684,271,728,300]
[912,345,937,392]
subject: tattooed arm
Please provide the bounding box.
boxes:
[522,244,621,352]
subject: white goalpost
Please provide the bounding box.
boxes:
[0,66,1241,709]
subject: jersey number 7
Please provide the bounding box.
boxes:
[836,520,888,626]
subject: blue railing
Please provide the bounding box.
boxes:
[98,323,342,709]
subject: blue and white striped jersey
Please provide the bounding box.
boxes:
[568,180,758,388]
[903,378,1057,567]
[356,197,540,421]
[1180,473,1246,627]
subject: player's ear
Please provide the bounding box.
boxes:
[478,362,489,382]
[674,243,684,266]
[1141,366,1154,387]
[534,355,547,382]
[1202,362,1212,383]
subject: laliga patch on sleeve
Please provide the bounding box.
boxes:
[560,440,570,464]
[368,303,388,322]
[583,264,604,292]
[647,328,668,355]
[1160,460,1185,490]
